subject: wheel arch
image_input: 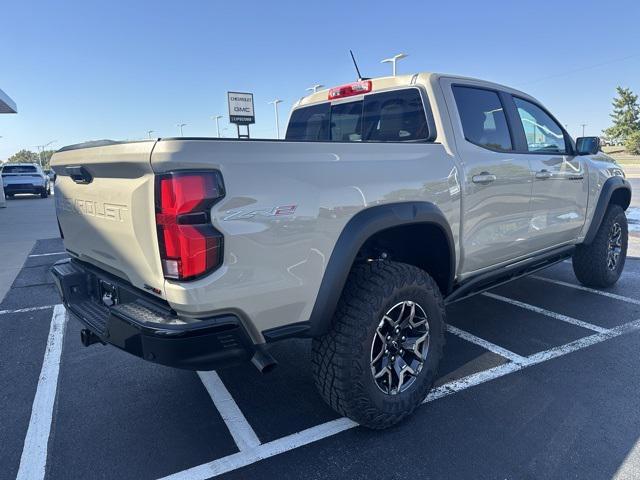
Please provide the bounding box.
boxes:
[306,202,455,337]
[584,176,632,245]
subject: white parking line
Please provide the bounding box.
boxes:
[164,318,640,480]
[446,324,526,364]
[158,417,357,480]
[531,275,640,306]
[28,252,67,258]
[16,305,67,480]
[198,371,261,451]
[0,305,55,316]
[483,292,608,333]
[427,319,640,403]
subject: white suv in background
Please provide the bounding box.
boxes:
[1,163,51,199]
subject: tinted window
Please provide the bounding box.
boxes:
[285,103,329,141]
[330,100,363,142]
[363,89,428,141]
[285,88,429,142]
[514,97,566,153]
[452,86,513,152]
[2,165,38,173]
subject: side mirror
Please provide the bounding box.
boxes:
[576,136,600,155]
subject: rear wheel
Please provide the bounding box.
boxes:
[573,204,628,287]
[312,261,445,429]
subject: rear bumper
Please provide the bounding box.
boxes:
[4,183,43,194]
[50,258,255,370]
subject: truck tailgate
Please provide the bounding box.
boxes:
[51,141,165,295]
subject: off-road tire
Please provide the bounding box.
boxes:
[312,261,445,429]
[573,204,628,287]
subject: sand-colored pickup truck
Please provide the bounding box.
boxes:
[51,72,631,428]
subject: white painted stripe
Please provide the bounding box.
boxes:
[198,371,261,451]
[159,417,357,480]
[483,292,607,333]
[427,318,640,404]
[526,319,640,364]
[28,252,66,258]
[531,275,640,306]
[0,305,55,315]
[161,319,640,480]
[426,362,522,402]
[16,305,68,480]
[446,324,526,364]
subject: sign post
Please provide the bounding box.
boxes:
[227,92,255,139]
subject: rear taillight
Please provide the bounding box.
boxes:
[155,171,225,281]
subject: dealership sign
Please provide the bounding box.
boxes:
[228,92,255,125]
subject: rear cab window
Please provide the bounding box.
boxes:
[285,88,430,142]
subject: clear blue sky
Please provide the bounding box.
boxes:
[1,0,639,160]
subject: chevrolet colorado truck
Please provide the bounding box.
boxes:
[50,73,631,429]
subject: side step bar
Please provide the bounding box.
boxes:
[445,245,575,305]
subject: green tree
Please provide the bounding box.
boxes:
[38,150,56,170]
[626,130,640,155]
[7,149,40,165]
[604,86,640,143]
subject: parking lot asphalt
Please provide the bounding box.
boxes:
[0,195,58,302]
[1,189,640,480]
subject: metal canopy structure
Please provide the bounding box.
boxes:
[0,88,17,113]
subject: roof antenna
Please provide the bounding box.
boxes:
[350,50,368,81]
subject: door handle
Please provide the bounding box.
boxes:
[472,172,497,185]
[535,169,552,180]
[66,165,93,184]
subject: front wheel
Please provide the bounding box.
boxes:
[40,187,49,198]
[312,261,445,429]
[573,204,628,287]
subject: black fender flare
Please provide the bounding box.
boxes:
[305,201,455,338]
[583,176,632,244]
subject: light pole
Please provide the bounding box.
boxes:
[211,115,223,138]
[147,130,155,139]
[268,99,283,139]
[177,123,186,136]
[34,140,56,168]
[381,53,408,76]
[580,123,587,137]
[306,84,324,94]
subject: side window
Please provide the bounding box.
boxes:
[452,86,513,152]
[330,101,363,142]
[362,89,429,141]
[513,97,566,153]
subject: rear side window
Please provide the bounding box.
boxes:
[513,97,567,153]
[2,165,38,173]
[452,86,513,152]
[285,88,429,142]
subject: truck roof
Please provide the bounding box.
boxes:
[294,72,531,108]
